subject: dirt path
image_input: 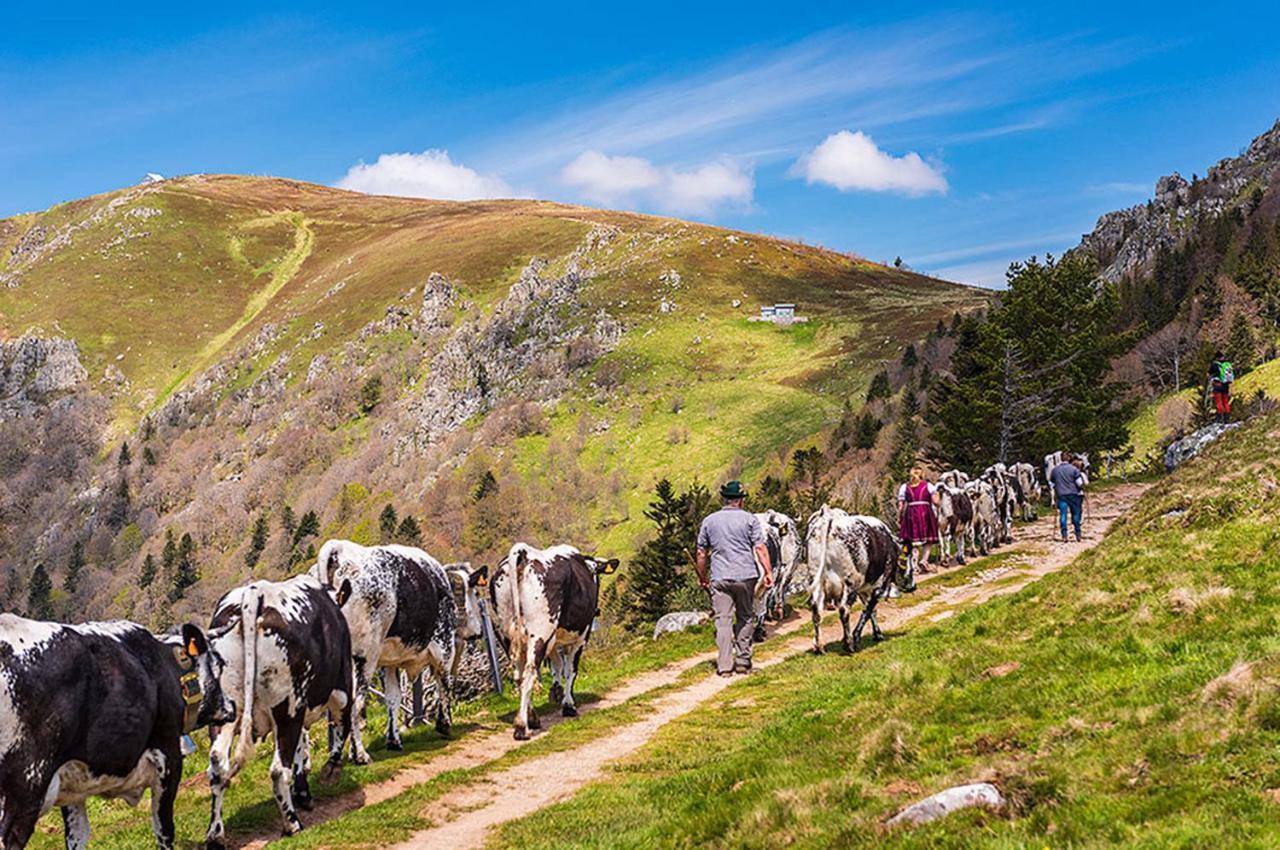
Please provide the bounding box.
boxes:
[362,483,1148,850]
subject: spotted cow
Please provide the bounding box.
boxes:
[939,469,970,489]
[805,505,914,654]
[965,478,999,556]
[1010,462,1041,520]
[936,484,974,565]
[982,464,1015,544]
[0,615,234,850]
[488,544,618,740]
[312,541,486,759]
[203,575,355,848]
[751,509,802,641]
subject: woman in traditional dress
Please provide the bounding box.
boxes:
[897,466,941,574]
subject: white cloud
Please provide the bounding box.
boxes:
[335,149,514,200]
[795,130,947,196]
[559,151,753,215]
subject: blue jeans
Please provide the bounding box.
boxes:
[1058,494,1083,539]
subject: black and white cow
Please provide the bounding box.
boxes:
[936,484,973,566]
[488,543,618,740]
[1044,451,1091,502]
[965,479,999,556]
[1010,462,1040,520]
[805,505,914,654]
[0,615,234,850]
[982,464,1015,544]
[938,469,970,489]
[203,575,356,848]
[312,541,486,759]
[751,510,802,641]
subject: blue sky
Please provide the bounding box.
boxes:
[4,2,1280,287]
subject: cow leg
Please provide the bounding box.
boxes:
[206,723,237,850]
[852,590,884,651]
[956,530,967,565]
[810,583,825,655]
[269,709,305,837]
[323,686,353,782]
[292,727,314,811]
[383,666,405,751]
[347,658,373,764]
[513,640,546,740]
[548,649,565,706]
[60,804,89,850]
[561,644,584,717]
[149,743,181,850]
[837,588,853,654]
[429,650,454,738]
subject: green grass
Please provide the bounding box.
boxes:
[486,411,1280,849]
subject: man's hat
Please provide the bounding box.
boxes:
[720,480,747,500]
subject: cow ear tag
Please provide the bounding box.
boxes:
[477,575,488,587]
[186,639,200,658]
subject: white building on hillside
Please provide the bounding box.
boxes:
[750,303,808,326]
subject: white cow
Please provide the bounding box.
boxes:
[936,484,973,565]
[751,509,803,640]
[965,479,999,556]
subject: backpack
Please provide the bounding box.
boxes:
[1218,360,1235,385]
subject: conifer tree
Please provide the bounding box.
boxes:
[396,515,423,547]
[246,513,269,568]
[64,541,85,594]
[139,552,157,589]
[170,533,199,601]
[118,441,131,467]
[379,504,398,542]
[27,564,53,620]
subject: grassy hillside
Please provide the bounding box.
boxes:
[488,411,1280,848]
[0,175,989,620]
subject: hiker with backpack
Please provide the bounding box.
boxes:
[1208,351,1234,425]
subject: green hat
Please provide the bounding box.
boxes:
[720,480,747,500]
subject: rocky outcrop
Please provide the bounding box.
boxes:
[397,256,623,455]
[1164,422,1242,471]
[0,335,88,417]
[653,610,710,639]
[1076,119,1280,283]
[887,783,1006,827]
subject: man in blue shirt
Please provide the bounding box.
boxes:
[695,481,774,676]
[1049,452,1088,542]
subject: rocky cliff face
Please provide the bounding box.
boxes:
[1077,119,1280,283]
[0,335,88,417]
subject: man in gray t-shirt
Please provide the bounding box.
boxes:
[696,481,773,676]
[1049,452,1088,542]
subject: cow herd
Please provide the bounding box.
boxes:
[1,457,1074,850]
[0,539,615,850]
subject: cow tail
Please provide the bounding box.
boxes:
[233,587,262,773]
[510,547,528,667]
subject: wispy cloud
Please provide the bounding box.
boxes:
[1083,180,1152,197]
[912,231,1080,265]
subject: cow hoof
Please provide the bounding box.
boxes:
[562,704,578,718]
[350,750,372,766]
[514,726,530,741]
[752,626,767,643]
[385,738,404,752]
[812,646,824,656]
[435,721,453,739]
[294,792,314,812]
[207,840,227,850]
[528,710,542,730]
[549,683,564,704]
[957,556,967,565]
[320,760,344,784]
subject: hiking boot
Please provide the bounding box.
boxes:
[734,664,752,675]
[717,671,734,678]
[1074,532,1083,542]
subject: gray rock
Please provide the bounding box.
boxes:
[653,611,709,640]
[1,335,88,418]
[886,782,1006,827]
[1164,422,1242,471]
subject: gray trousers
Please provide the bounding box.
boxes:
[711,578,757,673]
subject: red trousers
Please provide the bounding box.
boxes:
[1213,390,1231,414]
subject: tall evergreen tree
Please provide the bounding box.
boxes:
[624,480,695,628]
[27,564,53,620]
[292,510,319,547]
[396,515,423,547]
[64,541,85,594]
[118,441,131,467]
[790,448,831,534]
[866,370,892,402]
[379,504,398,542]
[1227,311,1257,373]
[929,254,1134,468]
[161,529,178,579]
[280,505,297,539]
[170,533,199,601]
[245,513,270,568]
[139,552,157,589]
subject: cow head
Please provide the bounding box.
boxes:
[447,564,489,640]
[588,557,620,577]
[178,623,237,730]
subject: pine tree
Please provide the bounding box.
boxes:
[1227,311,1256,373]
[360,376,383,413]
[169,533,199,601]
[379,504,398,542]
[396,515,423,547]
[790,448,831,534]
[901,344,918,369]
[142,446,157,465]
[161,529,178,579]
[118,441,131,467]
[246,513,269,568]
[292,510,319,548]
[472,470,499,502]
[108,475,131,530]
[623,480,691,628]
[139,552,157,589]
[27,564,53,620]
[854,412,882,450]
[866,370,892,402]
[756,475,795,518]
[64,541,85,594]
[281,505,297,539]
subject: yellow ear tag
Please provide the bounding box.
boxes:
[478,576,488,587]
[187,639,199,657]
